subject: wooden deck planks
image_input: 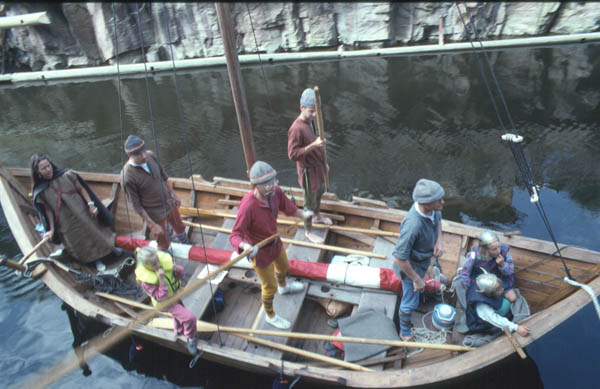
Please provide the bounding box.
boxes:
[182,217,236,322]
[353,236,399,369]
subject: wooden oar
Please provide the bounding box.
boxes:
[234,333,372,371]
[179,206,399,237]
[147,317,475,352]
[313,86,329,191]
[182,220,386,259]
[99,294,474,353]
[18,235,50,265]
[503,327,527,359]
[95,292,173,318]
[0,256,26,272]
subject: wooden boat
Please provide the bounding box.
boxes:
[2,4,600,388]
[1,162,600,387]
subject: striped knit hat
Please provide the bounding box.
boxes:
[249,161,277,185]
[124,135,145,154]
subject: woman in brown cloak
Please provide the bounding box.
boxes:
[30,154,118,265]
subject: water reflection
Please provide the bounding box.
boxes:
[0,43,599,248]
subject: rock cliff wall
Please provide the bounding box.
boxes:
[1,2,600,71]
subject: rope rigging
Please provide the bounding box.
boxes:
[161,5,225,346]
[111,2,228,355]
[111,2,135,244]
[246,3,275,116]
[133,2,171,233]
[454,2,574,280]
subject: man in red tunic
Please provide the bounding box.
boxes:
[287,88,332,244]
[230,161,311,329]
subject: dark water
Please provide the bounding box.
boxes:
[1,42,600,388]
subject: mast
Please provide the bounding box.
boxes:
[215,3,256,174]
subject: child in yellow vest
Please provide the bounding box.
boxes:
[135,246,198,354]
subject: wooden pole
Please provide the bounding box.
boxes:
[0,256,26,272]
[215,3,256,173]
[179,206,398,237]
[182,220,387,259]
[313,86,329,191]
[0,11,51,29]
[234,333,373,371]
[146,316,475,352]
[503,327,527,359]
[18,235,50,265]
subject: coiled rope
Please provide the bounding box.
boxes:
[563,277,600,320]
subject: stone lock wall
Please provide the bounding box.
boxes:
[1,2,600,71]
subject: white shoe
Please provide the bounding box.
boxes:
[278,281,305,295]
[265,314,291,329]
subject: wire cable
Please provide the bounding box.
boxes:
[454,2,573,279]
[162,5,225,346]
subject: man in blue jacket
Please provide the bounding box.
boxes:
[392,178,445,341]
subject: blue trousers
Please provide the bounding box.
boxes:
[399,263,428,315]
[399,277,421,316]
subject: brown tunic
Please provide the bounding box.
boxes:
[120,150,176,222]
[36,170,114,263]
[287,117,326,192]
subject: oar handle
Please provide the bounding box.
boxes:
[18,235,50,265]
[503,327,527,359]
[0,255,26,272]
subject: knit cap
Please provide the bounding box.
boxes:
[124,135,145,154]
[300,88,315,107]
[412,178,445,203]
[249,161,277,184]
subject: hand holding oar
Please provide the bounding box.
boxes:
[313,86,329,191]
[18,235,50,265]
[503,327,527,359]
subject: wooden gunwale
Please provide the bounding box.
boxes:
[2,166,600,387]
[8,167,600,264]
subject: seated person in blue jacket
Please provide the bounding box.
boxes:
[466,271,529,337]
[461,230,517,303]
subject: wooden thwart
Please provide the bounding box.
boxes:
[183,220,386,259]
[180,206,398,237]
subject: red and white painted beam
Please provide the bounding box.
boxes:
[116,236,443,295]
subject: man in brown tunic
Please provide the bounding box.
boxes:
[287,88,332,244]
[120,135,188,251]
